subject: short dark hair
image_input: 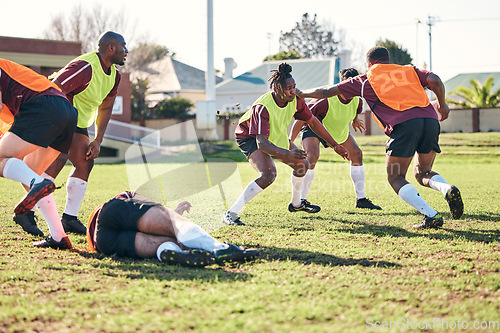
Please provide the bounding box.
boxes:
[339,68,359,81]
[366,46,390,64]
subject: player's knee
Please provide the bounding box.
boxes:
[293,160,309,177]
[308,152,319,166]
[350,147,363,164]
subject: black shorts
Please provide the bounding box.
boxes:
[9,95,77,153]
[236,137,259,159]
[386,118,441,157]
[96,197,161,258]
[301,126,329,148]
[75,126,89,136]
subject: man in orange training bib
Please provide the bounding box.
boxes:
[297,46,463,229]
[0,58,77,248]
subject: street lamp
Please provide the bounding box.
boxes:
[426,15,440,72]
[415,18,421,66]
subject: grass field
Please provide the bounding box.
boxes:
[0,132,499,332]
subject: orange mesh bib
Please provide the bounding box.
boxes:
[367,64,429,111]
[0,58,61,92]
[0,104,14,139]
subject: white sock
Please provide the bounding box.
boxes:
[36,194,66,242]
[350,165,366,199]
[428,174,451,196]
[41,172,55,182]
[291,173,304,207]
[3,158,44,187]
[301,169,315,200]
[64,177,87,217]
[398,183,437,217]
[228,180,264,214]
[156,242,181,261]
[176,221,228,252]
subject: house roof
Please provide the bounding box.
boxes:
[130,56,223,94]
[444,72,500,94]
[216,58,336,93]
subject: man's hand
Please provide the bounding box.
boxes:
[174,201,192,215]
[85,140,101,160]
[351,117,366,133]
[288,147,308,160]
[294,88,304,99]
[334,144,350,160]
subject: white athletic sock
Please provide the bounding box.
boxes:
[428,174,451,196]
[350,165,366,199]
[41,172,55,182]
[64,177,87,217]
[228,180,264,214]
[156,242,181,261]
[176,221,228,252]
[36,194,66,242]
[3,158,44,187]
[301,169,315,200]
[398,183,437,217]
[291,173,305,207]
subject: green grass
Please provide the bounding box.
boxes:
[0,132,499,332]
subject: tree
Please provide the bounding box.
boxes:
[130,78,150,121]
[263,50,302,62]
[151,97,194,119]
[43,3,139,53]
[376,39,413,65]
[446,77,500,108]
[124,43,174,72]
[279,13,339,59]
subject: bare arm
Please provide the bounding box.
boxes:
[289,119,305,142]
[427,73,450,121]
[255,134,307,160]
[305,116,349,160]
[296,85,342,100]
[87,95,115,160]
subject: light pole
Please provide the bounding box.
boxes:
[415,18,421,66]
[426,15,440,72]
[266,32,272,90]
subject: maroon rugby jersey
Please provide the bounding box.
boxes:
[235,95,312,139]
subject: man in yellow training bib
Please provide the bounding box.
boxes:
[290,68,381,211]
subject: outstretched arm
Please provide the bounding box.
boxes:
[296,85,342,100]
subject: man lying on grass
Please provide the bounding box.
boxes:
[84,191,259,267]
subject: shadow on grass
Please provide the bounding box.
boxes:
[331,218,500,244]
[77,251,251,282]
[74,244,400,282]
[242,245,401,269]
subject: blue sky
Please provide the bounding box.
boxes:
[3,0,500,81]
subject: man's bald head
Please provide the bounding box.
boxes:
[97,31,125,52]
[97,31,127,66]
